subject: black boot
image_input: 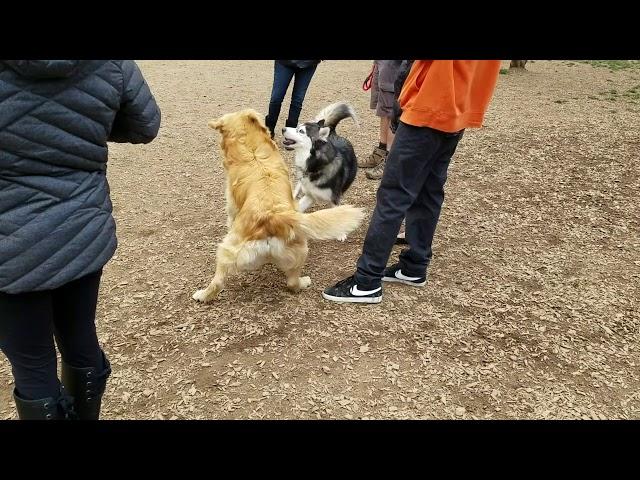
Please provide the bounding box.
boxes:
[13,386,76,420]
[61,352,111,420]
[265,115,276,139]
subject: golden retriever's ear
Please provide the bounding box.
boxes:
[244,110,260,123]
[246,111,269,134]
[208,118,223,131]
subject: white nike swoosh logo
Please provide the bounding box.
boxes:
[350,285,382,296]
[395,270,422,281]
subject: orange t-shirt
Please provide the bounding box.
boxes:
[399,60,501,133]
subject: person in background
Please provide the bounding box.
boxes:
[359,60,402,179]
[265,60,321,138]
[323,60,502,304]
[390,60,414,139]
[0,60,161,419]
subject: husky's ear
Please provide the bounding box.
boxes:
[318,126,330,141]
[317,119,325,127]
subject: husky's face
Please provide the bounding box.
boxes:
[282,121,330,152]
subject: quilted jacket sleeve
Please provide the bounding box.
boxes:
[109,60,161,144]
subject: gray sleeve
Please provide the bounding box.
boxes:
[109,60,161,144]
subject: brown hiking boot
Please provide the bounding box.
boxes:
[366,157,386,179]
[359,146,387,168]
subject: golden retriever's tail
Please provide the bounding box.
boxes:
[296,205,365,241]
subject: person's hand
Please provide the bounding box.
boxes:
[390,101,402,134]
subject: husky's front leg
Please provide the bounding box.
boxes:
[293,167,304,198]
[298,194,314,212]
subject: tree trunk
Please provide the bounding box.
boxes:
[510,60,528,69]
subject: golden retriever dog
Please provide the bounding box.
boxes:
[192,109,364,303]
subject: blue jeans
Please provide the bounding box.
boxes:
[355,122,464,289]
[266,61,317,134]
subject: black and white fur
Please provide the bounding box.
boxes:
[282,102,358,212]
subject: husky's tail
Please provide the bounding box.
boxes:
[295,205,365,241]
[314,102,358,131]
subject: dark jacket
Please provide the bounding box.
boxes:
[0,60,161,294]
[276,60,321,69]
[391,60,414,133]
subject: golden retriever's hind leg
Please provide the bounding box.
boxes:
[277,243,310,292]
[192,239,238,303]
[285,266,311,292]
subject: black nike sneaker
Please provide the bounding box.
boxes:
[382,263,427,287]
[322,275,382,304]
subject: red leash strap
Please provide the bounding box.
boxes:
[362,63,375,91]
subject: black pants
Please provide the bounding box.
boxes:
[265,61,317,134]
[0,270,104,400]
[355,122,464,289]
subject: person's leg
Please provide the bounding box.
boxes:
[395,228,407,245]
[0,290,59,399]
[366,83,396,180]
[387,120,396,150]
[396,130,464,278]
[0,290,73,419]
[52,270,110,420]
[354,124,449,290]
[379,116,391,146]
[323,123,450,304]
[52,270,105,370]
[286,64,318,128]
[360,63,386,169]
[366,115,395,180]
[376,61,398,148]
[266,62,296,137]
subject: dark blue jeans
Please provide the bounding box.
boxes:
[265,61,317,134]
[355,122,464,289]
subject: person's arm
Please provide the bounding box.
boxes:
[108,60,161,144]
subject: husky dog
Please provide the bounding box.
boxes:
[282,102,358,212]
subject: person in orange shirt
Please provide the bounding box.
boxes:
[323,60,501,304]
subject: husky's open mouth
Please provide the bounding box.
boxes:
[282,138,296,150]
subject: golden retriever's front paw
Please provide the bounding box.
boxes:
[192,289,211,303]
[299,276,312,289]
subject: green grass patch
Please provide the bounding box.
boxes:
[581,60,640,72]
[623,84,640,102]
[595,85,640,103]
